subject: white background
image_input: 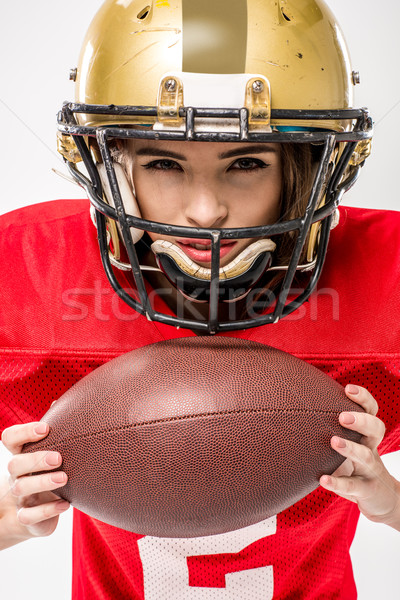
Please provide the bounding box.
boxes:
[0,1,399,598]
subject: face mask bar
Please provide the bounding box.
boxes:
[58,103,373,334]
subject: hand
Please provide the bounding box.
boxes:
[319,385,400,529]
[1,422,70,546]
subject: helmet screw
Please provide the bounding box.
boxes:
[69,68,78,82]
[352,71,360,85]
[252,80,264,93]
[165,78,177,92]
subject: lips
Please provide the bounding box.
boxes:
[176,239,237,263]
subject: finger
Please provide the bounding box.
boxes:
[339,412,385,449]
[11,471,68,498]
[330,457,354,478]
[8,451,62,480]
[345,385,379,416]
[17,499,70,527]
[330,436,381,476]
[1,422,49,454]
[319,473,365,501]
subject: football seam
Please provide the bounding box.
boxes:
[40,406,347,448]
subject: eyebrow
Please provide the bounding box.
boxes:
[135,148,187,160]
[218,145,278,159]
[134,144,277,161]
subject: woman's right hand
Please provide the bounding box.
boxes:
[1,422,70,546]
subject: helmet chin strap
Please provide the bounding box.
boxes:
[151,239,276,303]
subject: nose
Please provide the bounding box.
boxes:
[184,184,228,228]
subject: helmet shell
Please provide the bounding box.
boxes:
[75,0,354,129]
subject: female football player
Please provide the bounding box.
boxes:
[1,1,399,598]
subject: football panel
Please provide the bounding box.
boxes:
[29,409,361,537]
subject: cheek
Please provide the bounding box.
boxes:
[234,174,282,226]
[250,196,280,226]
[266,186,282,222]
[262,167,282,222]
[134,174,182,223]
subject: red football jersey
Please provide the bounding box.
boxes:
[1,200,399,599]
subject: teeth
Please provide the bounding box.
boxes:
[191,243,211,250]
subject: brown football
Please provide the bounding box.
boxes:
[23,337,363,537]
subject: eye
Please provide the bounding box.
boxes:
[229,157,268,171]
[143,159,182,171]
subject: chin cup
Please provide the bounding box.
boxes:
[151,239,276,303]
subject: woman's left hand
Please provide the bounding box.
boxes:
[319,384,400,530]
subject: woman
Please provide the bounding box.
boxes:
[1,1,399,598]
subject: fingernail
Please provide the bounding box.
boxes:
[17,508,27,524]
[51,472,66,484]
[341,412,355,425]
[45,452,61,466]
[56,500,70,511]
[320,475,332,487]
[11,483,20,497]
[334,437,347,448]
[346,384,359,395]
[34,423,48,435]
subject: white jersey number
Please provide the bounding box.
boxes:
[138,516,276,599]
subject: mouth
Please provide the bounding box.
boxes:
[176,238,238,264]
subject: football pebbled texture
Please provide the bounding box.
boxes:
[23,337,363,538]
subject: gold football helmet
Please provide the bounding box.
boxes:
[58,0,372,333]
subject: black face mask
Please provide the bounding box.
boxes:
[59,102,372,334]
